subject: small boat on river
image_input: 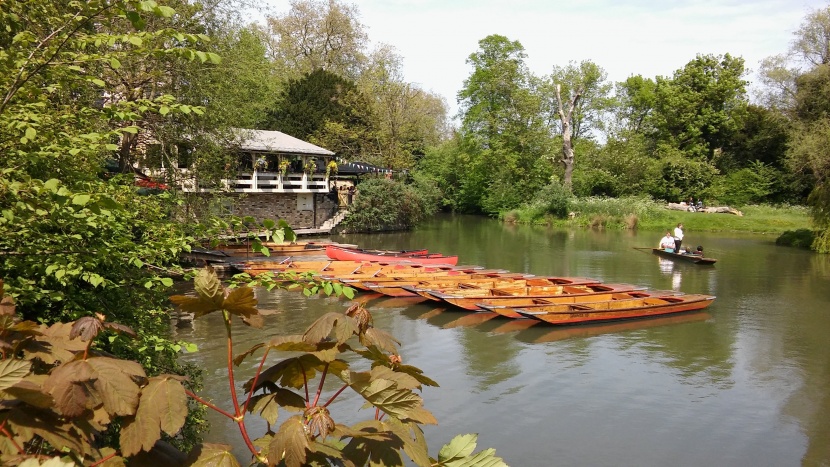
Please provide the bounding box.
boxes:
[365,273,599,299]
[430,283,646,312]
[403,277,603,302]
[321,268,504,291]
[515,293,716,325]
[233,259,457,277]
[651,248,717,265]
[215,241,357,257]
[478,289,684,318]
[325,245,459,266]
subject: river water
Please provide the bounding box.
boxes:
[176,214,830,466]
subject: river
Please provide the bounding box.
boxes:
[176,213,830,466]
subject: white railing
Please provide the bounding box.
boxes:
[146,169,330,193]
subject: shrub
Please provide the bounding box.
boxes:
[341,177,440,232]
[776,229,816,248]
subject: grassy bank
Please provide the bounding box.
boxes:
[503,197,812,235]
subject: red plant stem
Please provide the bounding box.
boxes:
[311,362,329,407]
[243,348,271,413]
[0,424,24,454]
[185,389,236,420]
[90,451,118,466]
[222,310,261,460]
[322,383,349,408]
[300,360,310,406]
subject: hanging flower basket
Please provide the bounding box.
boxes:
[326,160,338,177]
[304,160,317,175]
[278,159,290,177]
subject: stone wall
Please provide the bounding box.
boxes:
[215,193,339,228]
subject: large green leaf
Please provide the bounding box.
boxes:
[437,434,478,462]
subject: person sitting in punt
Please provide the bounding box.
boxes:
[659,231,675,251]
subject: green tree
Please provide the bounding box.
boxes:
[759,5,830,251]
[456,34,552,214]
[650,53,749,161]
[0,0,215,449]
[357,45,449,170]
[265,69,362,139]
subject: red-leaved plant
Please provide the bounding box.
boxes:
[0,271,508,466]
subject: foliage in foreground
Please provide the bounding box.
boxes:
[0,270,507,466]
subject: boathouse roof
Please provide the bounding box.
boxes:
[234,129,334,156]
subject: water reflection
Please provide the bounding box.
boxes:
[178,216,830,466]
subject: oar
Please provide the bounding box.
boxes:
[632,247,654,250]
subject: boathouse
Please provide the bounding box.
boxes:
[157,129,341,229]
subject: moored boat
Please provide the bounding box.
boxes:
[362,273,536,297]
[325,245,459,266]
[368,273,599,300]
[402,277,603,302]
[515,293,716,325]
[321,268,501,291]
[215,241,357,257]
[651,248,717,264]
[431,282,646,312]
[477,289,683,318]
[233,260,451,277]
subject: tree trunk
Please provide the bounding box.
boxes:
[555,84,581,191]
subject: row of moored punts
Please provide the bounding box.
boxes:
[230,247,716,326]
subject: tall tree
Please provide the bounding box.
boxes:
[759,5,830,251]
[260,0,367,81]
[650,53,748,160]
[541,60,612,190]
[456,35,551,214]
[612,74,657,137]
[0,0,211,451]
[357,45,449,169]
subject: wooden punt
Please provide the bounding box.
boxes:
[326,245,459,266]
[404,277,602,302]
[234,260,452,277]
[321,268,502,291]
[216,241,358,257]
[515,293,716,325]
[477,289,683,318]
[366,273,599,298]
[651,248,717,265]
[422,283,646,310]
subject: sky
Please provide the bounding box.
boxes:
[260,0,828,116]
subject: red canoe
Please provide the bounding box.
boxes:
[325,245,458,266]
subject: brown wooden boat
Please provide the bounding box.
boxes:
[318,267,499,290]
[515,293,716,325]
[215,241,358,257]
[337,270,515,291]
[402,277,602,302]
[365,274,590,298]
[420,283,645,310]
[234,260,452,277]
[476,289,682,318]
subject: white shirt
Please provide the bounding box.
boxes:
[674,227,684,240]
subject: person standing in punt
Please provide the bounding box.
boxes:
[673,223,684,253]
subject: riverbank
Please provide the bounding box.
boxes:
[503,198,812,235]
